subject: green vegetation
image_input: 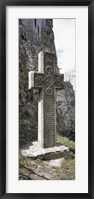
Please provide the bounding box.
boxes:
[56,133,75,152]
[60,158,75,180]
[54,133,75,179]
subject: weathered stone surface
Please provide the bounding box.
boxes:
[29,51,64,148]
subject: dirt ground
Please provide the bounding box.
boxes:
[19,154,75,180]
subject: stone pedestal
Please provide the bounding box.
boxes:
[21,141,69,160]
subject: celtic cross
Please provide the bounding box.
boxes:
[29,51,64,148]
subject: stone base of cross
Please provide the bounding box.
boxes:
[28,51,64,148]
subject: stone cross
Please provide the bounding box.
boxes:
[29,51,64,148]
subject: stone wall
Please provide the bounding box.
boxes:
[19,19,39,147]
[19,19,75,147]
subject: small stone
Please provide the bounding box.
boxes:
[47,158,64,168]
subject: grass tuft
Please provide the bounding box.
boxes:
[56,133,75,152]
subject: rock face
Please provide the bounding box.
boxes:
[56,82,75,141]
[19,19,75,147]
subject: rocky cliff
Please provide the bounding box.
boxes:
[19,19,75,147]
[56,82,75,141]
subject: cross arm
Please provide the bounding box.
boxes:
[54,74,64,89]
[28,71,44,89]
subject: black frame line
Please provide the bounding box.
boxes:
[0,0,94,198]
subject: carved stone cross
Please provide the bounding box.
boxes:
[29,51,64,148]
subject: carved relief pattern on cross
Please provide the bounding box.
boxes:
[29,53,64,96]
